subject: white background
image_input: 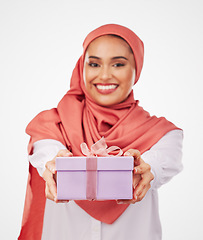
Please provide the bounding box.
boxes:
[0,0,202,239]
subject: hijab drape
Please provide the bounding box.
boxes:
[19,24,179,239]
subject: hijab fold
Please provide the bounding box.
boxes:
[18,24,179,240]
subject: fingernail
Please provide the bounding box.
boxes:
[134,195,138,201]
[48,166,55,173]
[125,152,130,156]
[117,201,124,204]
[65,152,72,156]
[134,168,138,173]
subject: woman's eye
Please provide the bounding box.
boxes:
[88,63,100,67]
[113,63,125,67]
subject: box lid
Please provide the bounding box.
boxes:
[56,156,133,171]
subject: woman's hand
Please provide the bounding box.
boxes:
[117,149,154,204]
[42,149,73,203]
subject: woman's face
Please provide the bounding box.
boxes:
[83,35,136,107]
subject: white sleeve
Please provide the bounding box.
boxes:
[141,129,183,189]
[29,130,183,187]
[28,139,67,177]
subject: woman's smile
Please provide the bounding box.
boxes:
[94,83,118,94]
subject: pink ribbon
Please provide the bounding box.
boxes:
[80,137,123,157]
[86,157,97,200]
[80,137,123,200]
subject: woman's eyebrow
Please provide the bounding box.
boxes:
[88,56,101,59]
[88,56,128,60]
[112,56,128,60]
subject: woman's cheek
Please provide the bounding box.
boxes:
[85,70,98,84]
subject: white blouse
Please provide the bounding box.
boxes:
[29,129,183,240]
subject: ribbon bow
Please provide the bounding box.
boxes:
[80,137,123,157]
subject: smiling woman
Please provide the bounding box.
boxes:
[83,35,135,106]
[18,24,183,240]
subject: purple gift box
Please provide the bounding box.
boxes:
[56,156,134,200]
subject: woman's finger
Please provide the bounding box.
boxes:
[133,159,154,202]
[117,198,137,204]
[43,169,57,200]
[57,149,73,157]
[45,160,56,174]
[45,182,56,201]
[134,171,154,199]
[124,149,141,166]
[133,174,141,188]
[47,177,57,200]
[45,149,73,174]
[134,183,151,202]
[134,159,152,175]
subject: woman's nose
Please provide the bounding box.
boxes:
[99,66,112,81]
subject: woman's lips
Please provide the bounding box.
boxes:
[94,84,118,94]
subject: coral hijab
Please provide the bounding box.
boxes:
[19,24,178,239]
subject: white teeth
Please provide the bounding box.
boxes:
[96,84,117,90]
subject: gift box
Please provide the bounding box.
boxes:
[56,156,134,200]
